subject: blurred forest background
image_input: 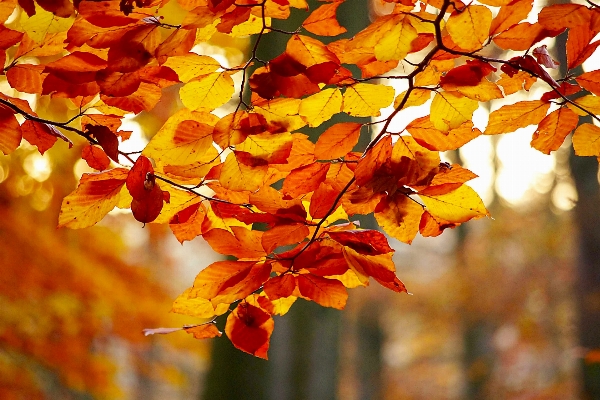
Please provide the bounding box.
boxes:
[2,0,600,399]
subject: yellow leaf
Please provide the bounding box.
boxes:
[171,287,229,318]
[374,17,418,62]
[342,83,395,117]
[252,98,307,132]
[430,91,479,132]
[394,88,432,109]
[299,87,342,127]
[420,185,489,223]
[231,14,268,36]
[58,169,128,229]
[374,193,423,244]
[573,123,600,156]
[20,6,73,44]
[144,108,219,166]
[152,186,200,224]
[163,54,221,83]
[219,152,267,191]
[567,95,600,116]
[414,59,455,86]
[446,5,492,52]
[484,100,550,135]
[236,132,293,164]
[452,80,504,102]
[270,296,297,316]
[180,72,234,111]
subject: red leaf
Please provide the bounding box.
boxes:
[85,124,120,162]
[225,302,274,359]
[327,229,394,256]
[82,145,111,171]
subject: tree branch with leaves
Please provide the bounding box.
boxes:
[1,0,599,358]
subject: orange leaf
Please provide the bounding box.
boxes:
[302,1,346,36]
[225,302,274,359]
[261,223,309,253]
[0,106,22,155]
[6,64,44,94]
[282,162,330,198]
[490,0,533,35]
[484,100,550,135]
[20,120,57,155]
[314,122,362,159]
[573,123,600,156]
[58,168,129,229]
[185,323,223,339]
[406,117,482,151]
[531,108,579,154]
[576,70,600,97]
[82,145,111,171]
[188,260,259,300]
[355,136,392,186]
[169,202,206,243]
[297,274,347,309]
[286,34,340,68]
[342,247,406,293]
[309,182,339,219]
[263,274,296,300]
[203,227,265,258]
[419,210,459,237]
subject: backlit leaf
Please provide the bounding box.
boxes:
[297,274,347,309]
[302,1,346,37]
[226,302,274,359]
[446,5,492,52]
[314,122,362,159]
[430,91,478,132]
[374,193,423,244]
[342,83,395,117]
[484,100,550,135]
[180,72,235,111]
[420,185,489,223]
[573,123,600,156]
[0,107,21,155]
[58,169,128,229]
[531,108,579,154]
[299,88,342,127]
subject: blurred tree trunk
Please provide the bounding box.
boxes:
[551,18,600,398]
[570,152,600,399]
[201,2,373,399]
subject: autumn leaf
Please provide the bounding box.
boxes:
[430,91,478,132]
[420,185,489,223]
[58,169,129,229]
[299,87,342,127]
[531,108,579,154]
[180,72,235,112]
[225,301,274,359]
[374,193,423,244]
[302,1,346,37]
[573,123,600,157]
[446,5,492,51]
[342,83,395,117]
[297,274,348,309]
[0,106,22,155]
[484,101,550,135]
[314,123,362,159]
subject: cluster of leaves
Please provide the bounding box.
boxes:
[2,0,600,358]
